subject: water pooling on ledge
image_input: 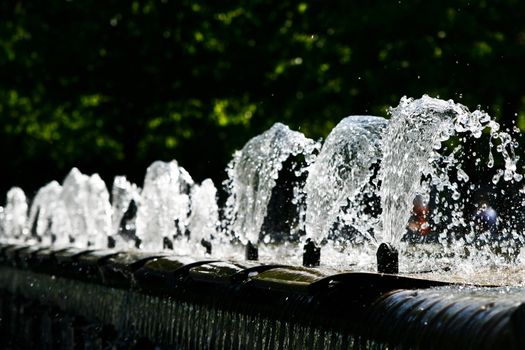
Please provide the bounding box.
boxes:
[1,95,525,286]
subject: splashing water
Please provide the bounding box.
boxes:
[2,95,525,283]
[86,174,112,249]
[136,160,194,251]
[56,168,111,248]
[27,181,62,245]
[3,187,28,241]
[55,168,90,246]
[305,116,387,247]
[47,168,112,248]
[111,176,140,234]
[111,176,141,248]
[0,207,4,239]
[224,123,319,246]
[379,95,522,255]
[187,179,219,254]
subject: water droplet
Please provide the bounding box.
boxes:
[488,151,494,168]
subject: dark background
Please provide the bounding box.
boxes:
[1,0,525,200]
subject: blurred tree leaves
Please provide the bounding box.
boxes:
[1,0,525,197]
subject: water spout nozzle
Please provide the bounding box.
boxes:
[245,241,258,261]
[377,243,398,274]
[201,239,212,255]
[107,236,116,249]
[302,239,321,267]
[163,237,173,250]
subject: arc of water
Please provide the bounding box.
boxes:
[224,122,319,245]
[304,116,387,246]
[379,95,522,247]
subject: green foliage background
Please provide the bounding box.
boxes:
[1,0,525,197]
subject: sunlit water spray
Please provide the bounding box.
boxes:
[46,168,112,248]
[111,175,141,249]
[381,95,523,274]
[2,96,525,285]
[2,187,28,242]
[27,181,62,245]
[162,178,222,258]
[136,160,194,252]
[305,117,387,242]
[302,116,387,267]
[186,179,220,256]
[223,123,319,253]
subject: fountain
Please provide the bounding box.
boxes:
[1,95,525,348]
[188,178,219,255]
[27,181,62,245]
[304,115,387,268]
[223,122,319,260]
[111,175,140,249]
[136,160,193,251]
[379,96,523,276]
[2,187,28,241]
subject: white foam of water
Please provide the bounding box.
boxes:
[2,187,28,241]
[136,160,194,251]
[111,175,141,249]
[111,176,140,234]
[47,168,112,248]
[0,207,4,239]
[188,179,219,251]
[56,168,90,246]
[27,181,62,244]
[86,174,112,249]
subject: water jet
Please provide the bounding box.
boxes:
[2,96,525,348]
